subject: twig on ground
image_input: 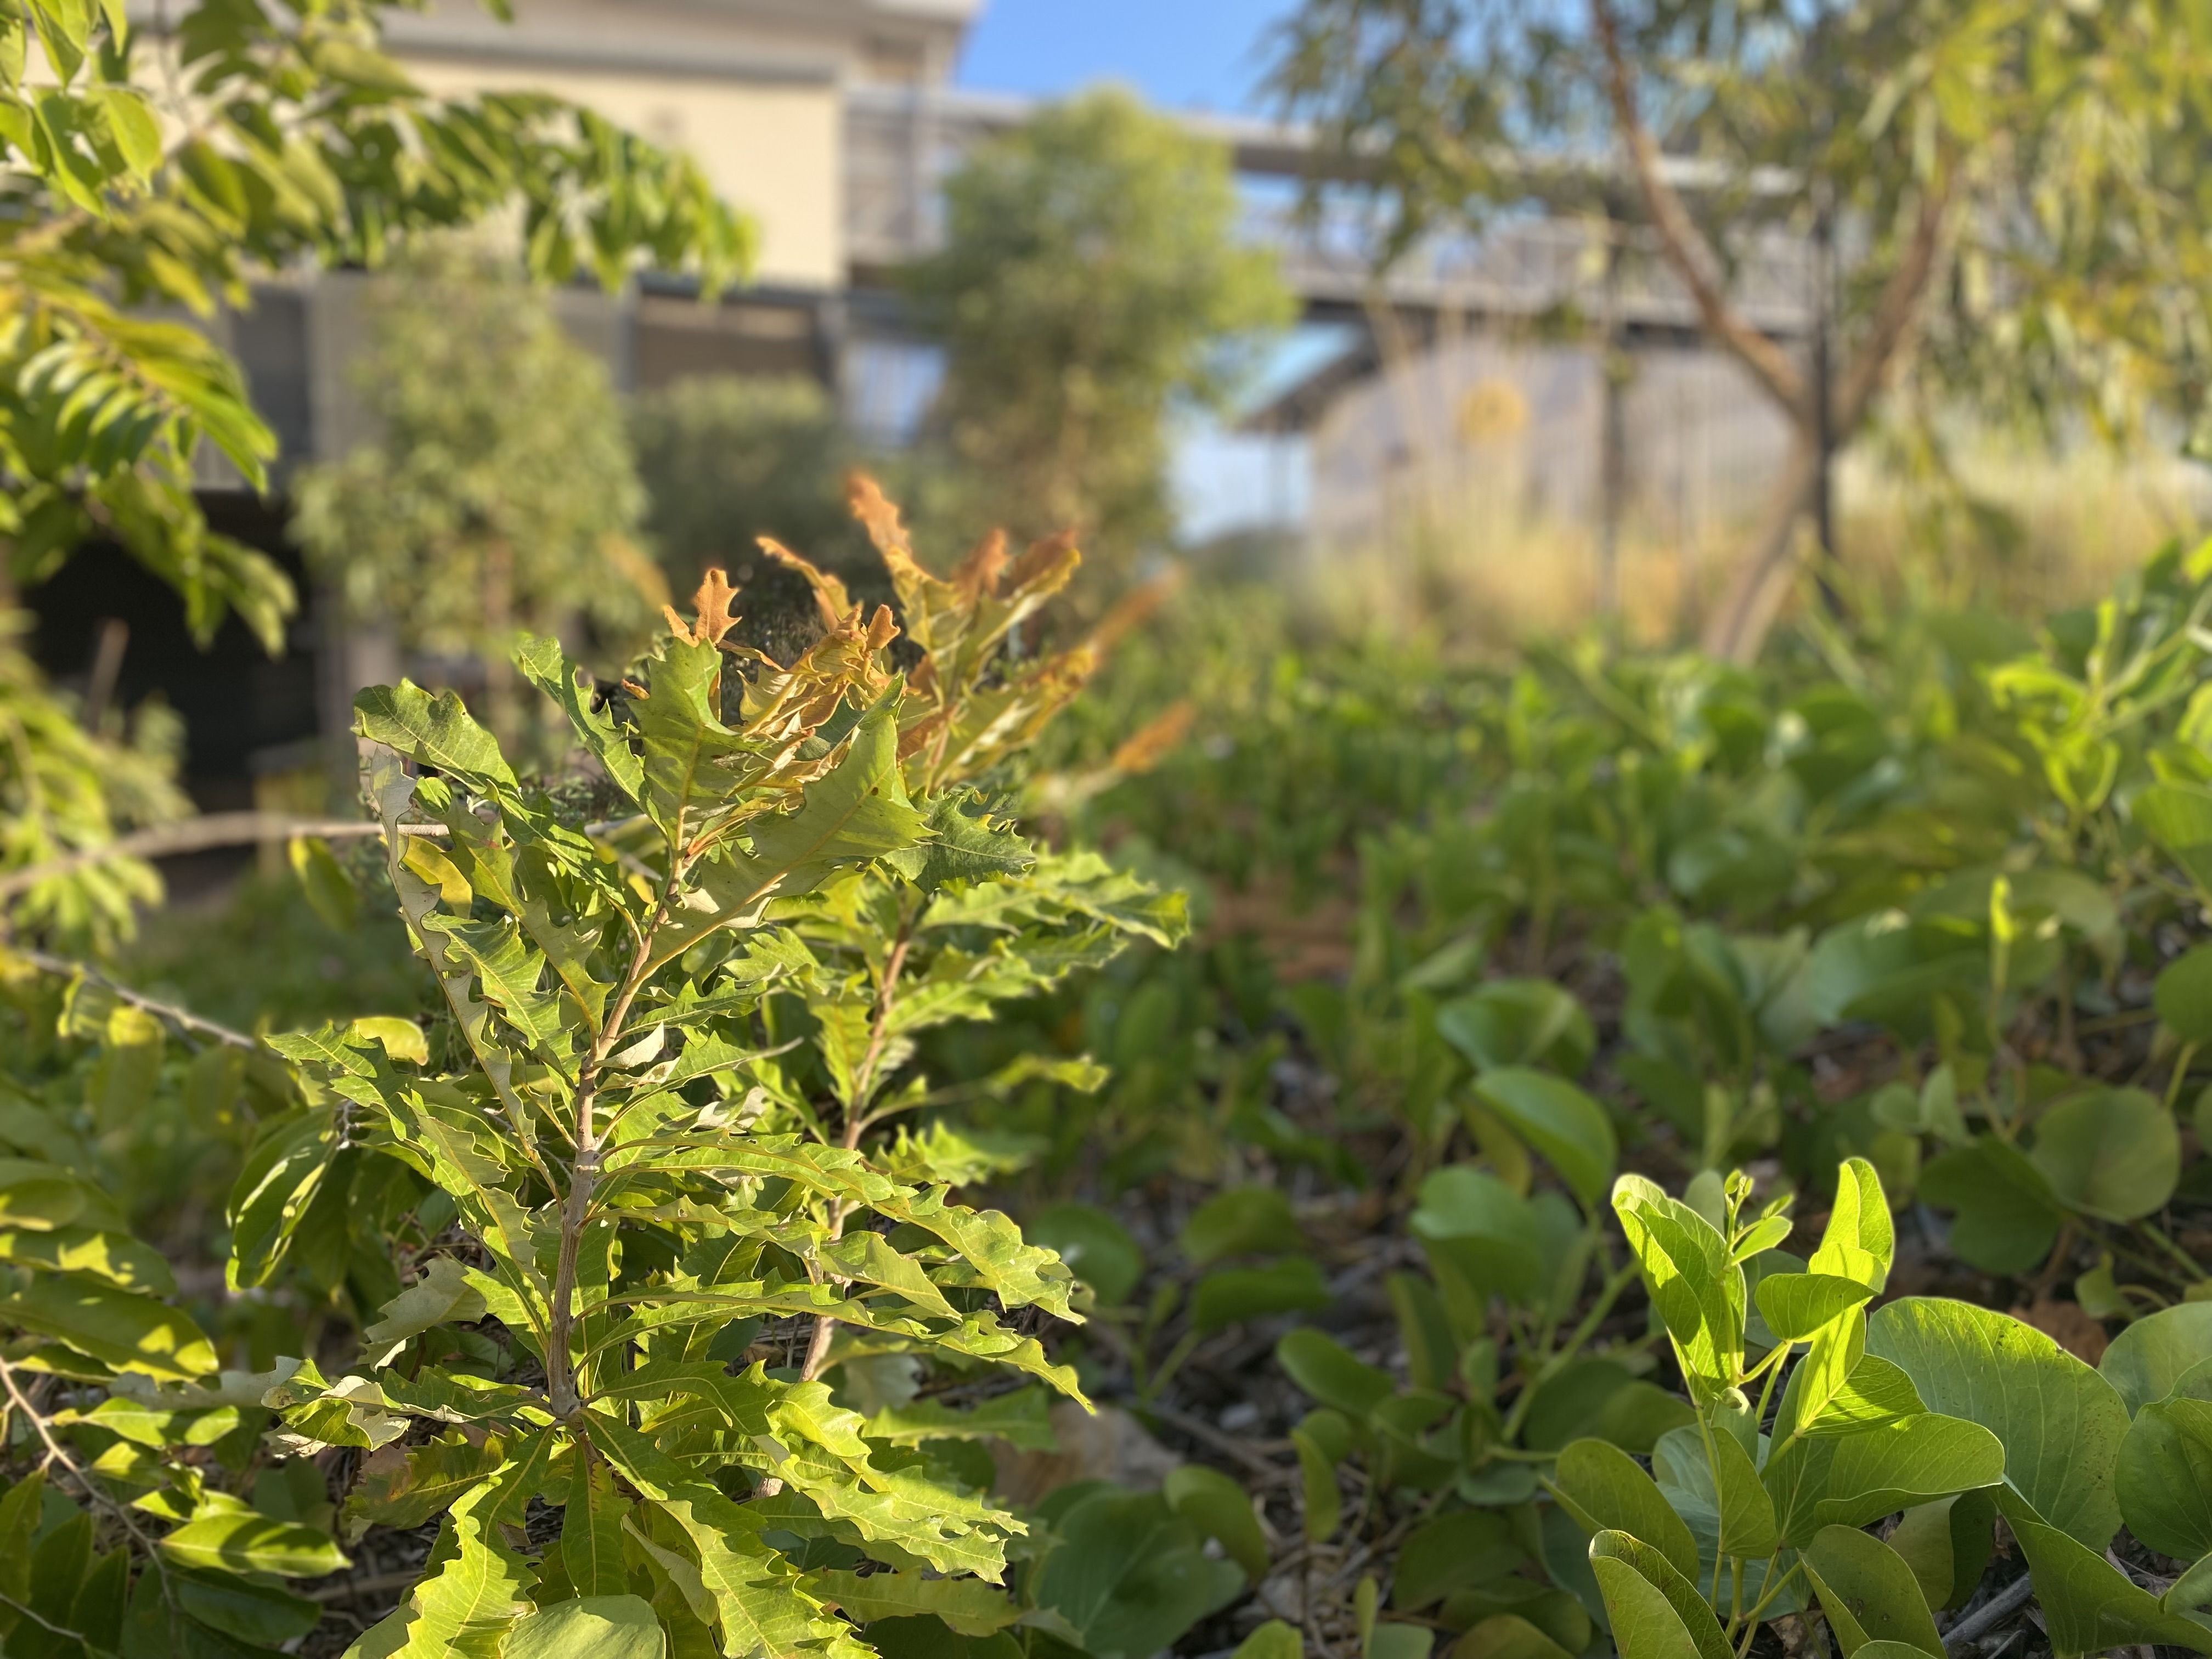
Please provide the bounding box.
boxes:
[1942,1575,2034,1652]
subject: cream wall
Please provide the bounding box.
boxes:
[397,59,843,288]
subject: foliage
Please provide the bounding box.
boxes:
[0,617,186,953]
[292,243,661,748]
[0,0,748,946]
[632,375,868,592]
[0,481,1192,1657]
[901,88,1293,571]
[1268,0,2212,657]
[0,0,748,651]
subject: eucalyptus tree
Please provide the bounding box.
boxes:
[1271,0,2212,658]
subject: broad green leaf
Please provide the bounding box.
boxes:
[161,1500,348,1577]
[2028,1087,2180,1221]
[1277,1329,1393,1418]
[172,1566,323,1646]
[1885,1492,1995,1612]
[1181,1186,1306,1264]
[1192,1258,1330,1332]
[1545,1437,1700,1583]
[363,1256,488,1348]
[2155,943,2212,1044]
[1612,1175,1741,1400]
[1390,1509,1524,1610]
[345,1458,540,1659]
[1450,1615,1569,1659]
[1165,1463,1269,1580]
[224,1105,338,1290]
[1411,1165,1561,1307]
[1762,1413,2005,1545]
[1473,1068,1616,1207]
[814,1569,1017,1635]
[503,1596,665,1659]
[1754,1271,1876,1342]
[354,682,517,792]
[1234,1621,1303,1659]
[2116,1396,2212,1560]
[1027,1488,1244,1659]
[343,1432,506,1537]
[1435,977,1595,1076]
[0,1223,171,1293]
[0,1271,216,1380]
[590,1413,857,1657]
[1918,1139,2062,1275]
[1800,1525,1943,1657]
[1808,1157,1893,1292]
[1587,1530,1730,1659]
[866,1387,1056,1451]
[561,1449,632,1598]
[515,634,645,804]
[1868,1297,2128,1548]
[1707,1413,1778,1559]
[2102,1303,2212,1415]
[2007,1512,2212,1657]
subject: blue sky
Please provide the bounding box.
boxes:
[956,0,1300,113]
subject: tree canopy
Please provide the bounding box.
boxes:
[902,88,1293,572]
[292,247,658,749]
[1271,0,2212,656]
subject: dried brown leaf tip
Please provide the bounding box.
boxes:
[1109,699,1195,776]
[847,471,912,561]
[952,529,1009,600]
[664,568,741,647]
[758,536,854,629]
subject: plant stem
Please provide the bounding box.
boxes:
[800,906,917,1383]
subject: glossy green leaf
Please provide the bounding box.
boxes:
[502,1596,665,1659]
[815,1569,1019,1635]
[1293,1422,1344,1542]
[1448,1614,1570,1659]
[1026,1203,1144,1305]
[1808,1156,1894,1292]
[1587,1530,1731,1659]
[1868,1297,2128,1548]
[1918,1138,2063,1275]
[1884,1491,1995,1612]
[2028,1087,2180,1221]
[2156,944,2212,1043]
[1754,1271,1876,1341]
[1392,1509,1525,1610]
[1545,1437,1700,1583]
[1165,1463,1269,1581]
[1192,1257,1330,1332]
[1235,1621,1304,1659]
[160,1502,348,1578]
[1028,1488,1245,1659]
[1,1271,217,1381]
[1612,1174,1741,1399]
[1801,1525,1944,1657]
[1762,1412,2005,1545]
[2007,1511,2212,1657]
[2101,1301,2212,1415]
[1181,1186,1307,1264]
[2116,1395,2212,1560]
[1472,1068,1616,1207]
[1278,1329,1394,1419]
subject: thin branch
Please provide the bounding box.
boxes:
[12,947,258,1050]
[1831,170,1955,432]
[1589,0,1812,430]
[0,813,431,904]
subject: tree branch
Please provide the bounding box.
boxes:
[1589,0,1813,431]
[1832,171,1955,433]
[12,947,258,1050]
